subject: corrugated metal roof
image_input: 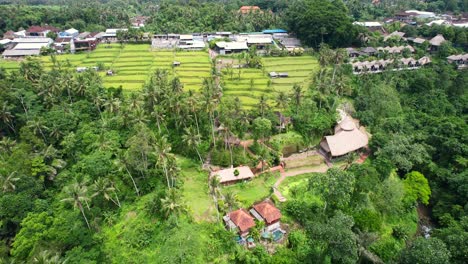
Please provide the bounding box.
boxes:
[3,49,40,57]
[13,43,49,50]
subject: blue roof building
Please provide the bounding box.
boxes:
[262,29,288,34]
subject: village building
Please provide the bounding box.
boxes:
[0,39,13,51]
[58,28,79,38]
[383,31,406,42]
[250,201,282,232]
[239,6,261,14]
[346,47,362,58]
[223,209,256,237]
[447,54,468,69]
[236,34,273,49]
[131,16,149,28]
[377,45,415,55]
[361,47,377,56]
[211,166,255,185]
[53,37,72,53]
[2,37,53,58]
[409,37,427,45]
[26,25,60,37]
[320,115,369,158]
[215,41,248,55]
[353,21,385,33]
[102,28,128,41]
[3,30,15,40]
[429,34,446,52]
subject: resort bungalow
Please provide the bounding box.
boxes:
[346,47,362,58]
[210,166,254,185]
[320,116,369,159]
[224,209,256,237]
[429,34,446,52]
[383,31,406,42]
[447,54,468,69]
[250,201,282,232]
[361,47,377,56]
[215,41,248,55]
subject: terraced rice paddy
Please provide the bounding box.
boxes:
[220,55,319,108]
[0,48,317,105]
[152,50,211,91]
[0,44,211,92]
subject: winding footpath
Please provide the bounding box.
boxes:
[273,164,330,202]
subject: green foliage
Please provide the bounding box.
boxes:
[403,171,431,206]
[285,0,359,47]
[353,208,382,232]
[401,237,451,264]
[309,168,355,211]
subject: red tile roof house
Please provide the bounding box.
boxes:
[223,209,256,237]
[239,6,261,14]
[27,25,60,37]
[250,201,282,232]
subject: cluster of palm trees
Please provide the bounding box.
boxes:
[61,177,120,229]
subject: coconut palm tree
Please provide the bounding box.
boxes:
[27,119,49,141]
[223,191,239,212]
[161,188,187,224]
[61,182,91,229]
[276,91,289,111]
[114,151,140,196]
[0,171,20,193]
[182,127,203,166]
[33,249,67,264]
[0,103,15,133]
[209,175,221,221]
[258,94,269,118]
[92,178,120,207]
[0,137,16,154]
[153,136,174,188]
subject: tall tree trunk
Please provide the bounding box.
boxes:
[210,111,216,148]
[195,148,204,167]
[78,202,91,229]
[125,165,140,196]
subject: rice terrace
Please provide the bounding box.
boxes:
[0,44,318,104]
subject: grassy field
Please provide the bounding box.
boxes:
[223,172,280,207]
[178,157,216,222]
[220,55,319,109]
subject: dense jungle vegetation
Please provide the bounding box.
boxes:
[0,0,467,263]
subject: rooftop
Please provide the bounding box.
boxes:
[429,34,446,46]
[211,166,254,184]
[252,201,281,224]
[228,209,255,232]
[2,49,40,57]
[323,116,368,157]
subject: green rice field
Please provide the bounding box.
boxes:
[0,47,318,104]
[220,55,319,108]
[0,44,211,92]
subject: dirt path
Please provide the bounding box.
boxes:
[273,164,329,188]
